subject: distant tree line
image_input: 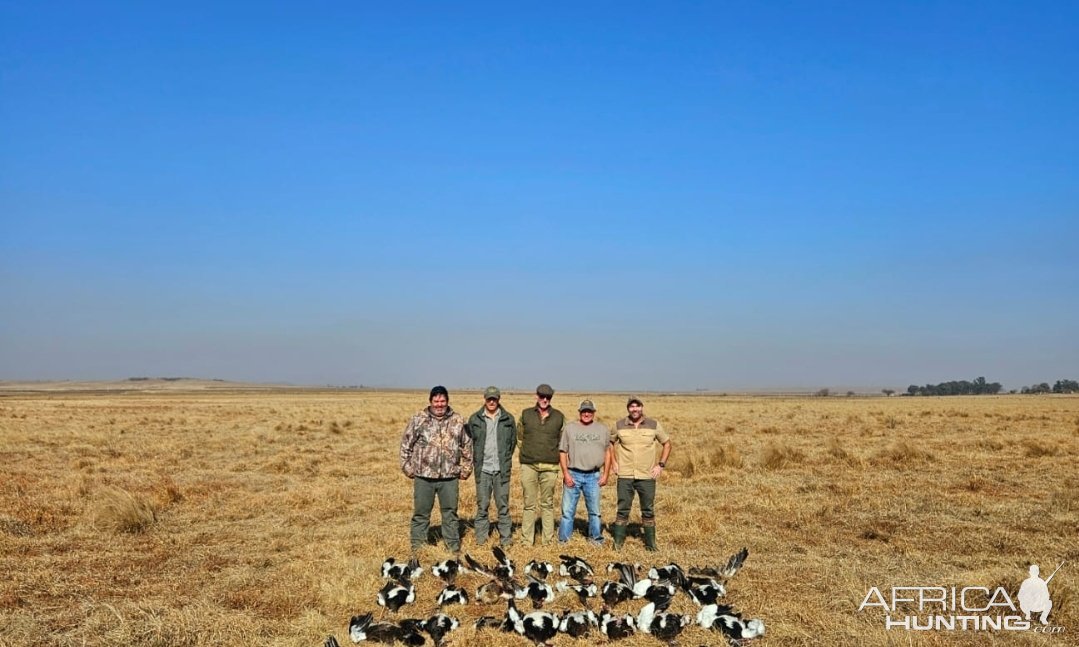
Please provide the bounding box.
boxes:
[905,377,1002,396]
[903,377,1079,396]
[1020,379,1079,394]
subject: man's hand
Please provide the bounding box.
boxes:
[649,464,663,479]
[563,473,575,487]
[599,473,608,487]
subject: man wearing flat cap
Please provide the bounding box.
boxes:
[557,399,612,545]
[517,383,565,545]
[610,396,671,551]
[465,386,517,546]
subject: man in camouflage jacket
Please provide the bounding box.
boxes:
[400,385,473,552]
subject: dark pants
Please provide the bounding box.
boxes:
[475,470,512,542]
[616,478,656,526]
[411,477,460,551]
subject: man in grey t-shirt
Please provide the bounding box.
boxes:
[557,399,612,545]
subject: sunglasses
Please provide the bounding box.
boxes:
[536,394,551,400]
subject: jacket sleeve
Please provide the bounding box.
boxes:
[400,415,419,476]
[458,417,474,478]
[509,417,518,454]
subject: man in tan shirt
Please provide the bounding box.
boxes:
[609,396,671,551]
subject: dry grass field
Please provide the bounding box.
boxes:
[1,387,1076,646]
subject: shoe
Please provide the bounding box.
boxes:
[611,523,627,550]
[588,538,605,548]
[643,526,657,552]
[499,537,514,547]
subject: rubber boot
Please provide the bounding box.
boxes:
[643,526,658,552]
[612,523,627,550]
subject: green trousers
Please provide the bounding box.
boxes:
[411,477,460,551]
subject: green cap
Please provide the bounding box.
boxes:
[578,400,596,412]
[484,386,501,400]
[627,396,644,407]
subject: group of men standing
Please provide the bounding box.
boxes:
[398,384,672,553]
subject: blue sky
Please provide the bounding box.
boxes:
[2,1,1076,391]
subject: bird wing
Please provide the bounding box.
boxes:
[721,547,749,578]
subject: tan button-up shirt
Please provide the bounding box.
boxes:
[610,416,670,479]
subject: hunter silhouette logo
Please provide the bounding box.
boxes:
[1019,562,1062,625]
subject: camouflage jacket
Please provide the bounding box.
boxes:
[400,406,473,480]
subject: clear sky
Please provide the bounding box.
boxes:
[2,1,1076,391]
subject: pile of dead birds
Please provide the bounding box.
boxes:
[324,546,765,646]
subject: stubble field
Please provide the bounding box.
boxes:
[1,387,1076,646]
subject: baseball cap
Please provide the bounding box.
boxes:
[627,396,644,406]
[484,386,501,400]
[578,400,596,412]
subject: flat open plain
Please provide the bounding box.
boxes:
[1,387,1076,646]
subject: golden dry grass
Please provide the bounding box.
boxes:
[1,390,1076,646]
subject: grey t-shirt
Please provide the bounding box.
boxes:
[558,420,609,471]
[482,411,500,474]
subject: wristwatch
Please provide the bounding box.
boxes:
[658,462,666,468]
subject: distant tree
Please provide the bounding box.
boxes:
[846,391,855,397]
[816,388,830,397]
[1052,379,1079,394]
[904,377,1005,396]
[882,389,895,396]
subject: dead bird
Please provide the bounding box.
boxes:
[558,554,594,583]
[381,556,423,581]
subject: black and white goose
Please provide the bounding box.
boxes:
[600,579,635,607]
[435,584,469,608]
[637,601,691,647]
[507,598,560,647]
[599,608,636,640]
[555,579,598,606]
[689,547,749,580]
[381,557,423,581]
[491,545,515,580]
[697,603,766,641]
[421,613,459,646]
[431,558,461,585]
[376,575,416,616]
[558,609,598,638]
[347,613,425,645]
[647,562,687,589]
[558,554,595,583]
[683,575,727,606]
[618,561,671,600]
[515,574,555,609]
[524,559,553,580]
[642,581,677,613]
[606,561,641,577]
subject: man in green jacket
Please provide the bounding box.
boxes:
[517,383,565,545]
[465,386,517,546]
